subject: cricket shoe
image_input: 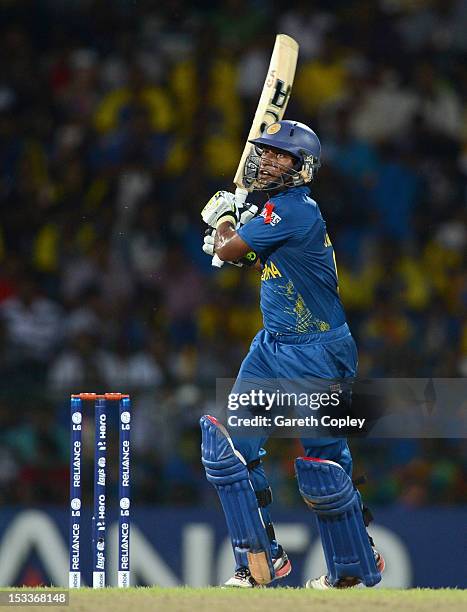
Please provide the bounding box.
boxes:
[223,567,262,588]
[224,547,292,588]
[305,549,385,590]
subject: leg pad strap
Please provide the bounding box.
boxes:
[255,487,273,507]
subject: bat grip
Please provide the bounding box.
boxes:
[211,187,248,268]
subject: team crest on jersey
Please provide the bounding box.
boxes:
[261,202,282,226]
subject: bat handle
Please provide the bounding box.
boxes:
[234,186,248,207]
[211,187,249,268]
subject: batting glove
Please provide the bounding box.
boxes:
[201,191,259,229]
[201,191,238,228]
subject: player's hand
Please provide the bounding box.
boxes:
[203,229,243,266]
[239,201,259,226]
[201,191,259,229]
[201,191,238,228]
[203,228,216,256]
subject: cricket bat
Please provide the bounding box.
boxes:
[212,34,299,267]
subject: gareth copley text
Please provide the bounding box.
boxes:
[228,414,366,429]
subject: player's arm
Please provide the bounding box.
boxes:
[214,221,249,261]
[203,226,261,270]
[201,191,261,269]
[215,222,261,269]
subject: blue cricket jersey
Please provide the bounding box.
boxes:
[237,186,346,335]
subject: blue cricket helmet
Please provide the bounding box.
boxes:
[249,120,321,162]
[246,120,321,189]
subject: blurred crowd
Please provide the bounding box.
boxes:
[0,0,465,507]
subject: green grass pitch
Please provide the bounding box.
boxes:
[1,587,466,612]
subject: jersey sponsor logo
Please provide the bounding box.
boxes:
[261,260,282,281]
[261,202,282,226]
[264,202,274,223]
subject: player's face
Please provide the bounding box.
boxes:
[258,146,295,188]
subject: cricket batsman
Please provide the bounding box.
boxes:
[200,120,385,588]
